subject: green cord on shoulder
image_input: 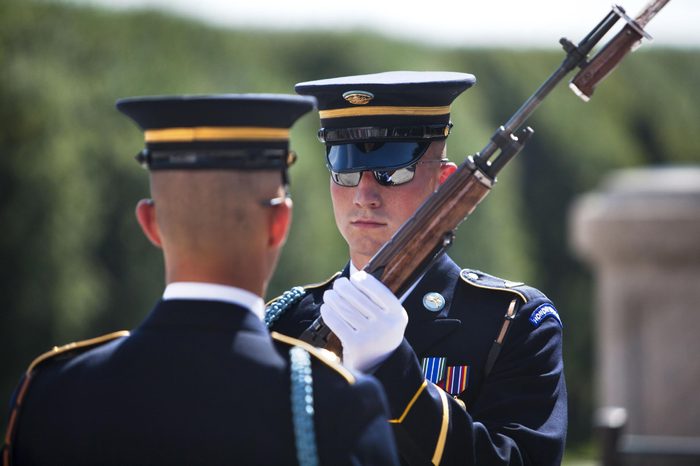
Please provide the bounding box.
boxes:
[264,286,306,328]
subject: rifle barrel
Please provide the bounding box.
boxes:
[297,2,673,354]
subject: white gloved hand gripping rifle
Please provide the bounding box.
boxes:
[320,270,408,372]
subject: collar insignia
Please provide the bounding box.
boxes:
[423,292,446,312]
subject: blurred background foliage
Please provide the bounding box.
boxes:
[1,0,699,459]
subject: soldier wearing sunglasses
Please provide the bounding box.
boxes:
[267,72,567,465]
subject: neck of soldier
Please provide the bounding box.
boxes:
[349,251,374,272]
[349,245,383,270]
[163,249,271,298]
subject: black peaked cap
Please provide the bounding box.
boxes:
[116,94,316,170]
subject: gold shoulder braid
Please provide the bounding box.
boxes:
[271,332,354,385]
[1,331,129,466]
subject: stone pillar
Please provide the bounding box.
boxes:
[570,167,700,461]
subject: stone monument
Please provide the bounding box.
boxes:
[570,166,700,465]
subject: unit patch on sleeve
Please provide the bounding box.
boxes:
[529,304,563,328]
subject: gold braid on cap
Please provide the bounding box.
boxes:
[319,105,450,119]
[144,127,290,143]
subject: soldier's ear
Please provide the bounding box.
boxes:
[268,197,292,249]
[439,162,457,184]
[135,199,162,248]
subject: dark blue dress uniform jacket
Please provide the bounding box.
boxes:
[269,255,568,465]
[3,299,399,465]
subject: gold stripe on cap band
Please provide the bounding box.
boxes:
[144,127,290,143]
[319,105,451,119]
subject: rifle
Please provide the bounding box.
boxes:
[299,0,672,354]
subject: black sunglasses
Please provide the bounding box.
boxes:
[329,158,448,187]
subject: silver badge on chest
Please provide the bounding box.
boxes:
[422,292,446,312]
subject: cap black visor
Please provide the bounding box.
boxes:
[326,141,431,172]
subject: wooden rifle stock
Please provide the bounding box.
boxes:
[299,0,672,356]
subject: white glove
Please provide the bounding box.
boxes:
[320,270,408,372]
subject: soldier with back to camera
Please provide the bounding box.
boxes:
[2,94,399,466]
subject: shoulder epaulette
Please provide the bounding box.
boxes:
[265,272,342,328]
[303,271,343,291]
[3,330,130,465]
[271,331,355,385]
[265,271,342,307]
[459,268,548,304]
[26,330,130,375]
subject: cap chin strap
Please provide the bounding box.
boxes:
[318,123,452,144]
[136,148,291,170]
